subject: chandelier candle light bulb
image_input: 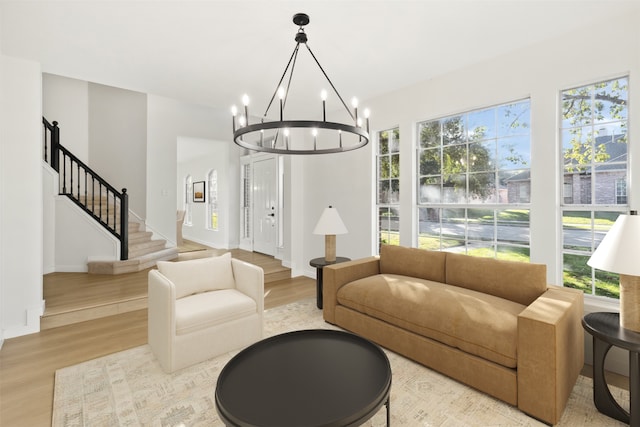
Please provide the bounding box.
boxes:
[230,13,370,155]
[321,89,328,121]
[352,97,359,125]
[278,87,285,120]
[242,94,249,124]
[231,105,238,132]
[364,108,370,133]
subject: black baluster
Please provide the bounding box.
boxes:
[120,189,128,260]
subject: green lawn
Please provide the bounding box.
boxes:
[386,210,622,300]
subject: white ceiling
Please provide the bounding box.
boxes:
[2,0,640,118]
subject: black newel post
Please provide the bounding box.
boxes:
[120,188,129,260]
[51,121,60,172]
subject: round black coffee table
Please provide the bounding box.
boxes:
[215,329,392,426]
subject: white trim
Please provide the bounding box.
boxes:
[3,300,45,339]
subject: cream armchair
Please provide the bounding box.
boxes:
[148,252,264,373]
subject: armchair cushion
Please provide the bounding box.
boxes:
[157,252,235,299]
[175,289,257,336]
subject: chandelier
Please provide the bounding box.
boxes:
[231,13,370,155]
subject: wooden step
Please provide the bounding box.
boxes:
[41,294,147,330]
[44,248,293,329]
[128,239,167,258]
[87,247,179,275]
[129,230,153,244]
[176,248,291,284]
[41,269,149,330]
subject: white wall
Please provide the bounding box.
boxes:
[177,137,238,249]
[42,163,57,274]
[89,83,147,217]
[42,73,89,163]
[54,197,120,270]
[146,95,237,245]
[0,54,44,339]
[299,11,640,375]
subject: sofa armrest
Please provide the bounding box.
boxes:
[517,285,584,424]
[322,256,381,323]
[232,258,265,317]
[148,270,177,370]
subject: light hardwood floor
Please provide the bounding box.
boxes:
[0,248,315,426]
[0,247,629,426]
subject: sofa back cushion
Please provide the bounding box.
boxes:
[379,245,446,283]
[157,252,235,299]
[445,252,546,305]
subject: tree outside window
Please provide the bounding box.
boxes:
[417,100,531,261]
[560,76,628,300]
[377,128,400,251]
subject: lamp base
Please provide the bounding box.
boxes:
[620,274,640,332]
[325,235,336,262]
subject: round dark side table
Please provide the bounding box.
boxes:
[582,312,640,426]
[215,329,392,426]
[309,257,350,309]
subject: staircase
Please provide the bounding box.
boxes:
[87,220,178,275]
[44,117,178,273]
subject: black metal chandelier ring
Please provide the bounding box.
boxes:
[234,120,369,155]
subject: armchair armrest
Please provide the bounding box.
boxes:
[232,258,265,315]
[148,270,177,370]
[322,256,380,323]
[517,285,584,424]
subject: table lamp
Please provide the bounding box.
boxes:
[313,206,348,262]
[587,211,640,332]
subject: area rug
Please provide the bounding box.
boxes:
[53,298,628,426]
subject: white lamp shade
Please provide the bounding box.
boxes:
[313,206,348,235]
[587,214,640,276]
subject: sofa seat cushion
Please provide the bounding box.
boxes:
[175,289,256,336]
[337,274,526,368]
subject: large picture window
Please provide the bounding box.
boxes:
[560,76,629,299]
[417,100,531,260]
[377,128,400,251]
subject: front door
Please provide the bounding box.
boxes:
[252,157,277,256]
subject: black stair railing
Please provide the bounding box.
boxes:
[43,117,128,260]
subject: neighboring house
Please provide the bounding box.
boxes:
[506,133,628,205]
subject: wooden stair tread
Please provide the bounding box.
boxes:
[44,247,293,330]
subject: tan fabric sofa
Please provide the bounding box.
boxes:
[323,245,584,425]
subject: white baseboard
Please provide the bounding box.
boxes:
[54,264,88,273]
[3,301,45,339]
